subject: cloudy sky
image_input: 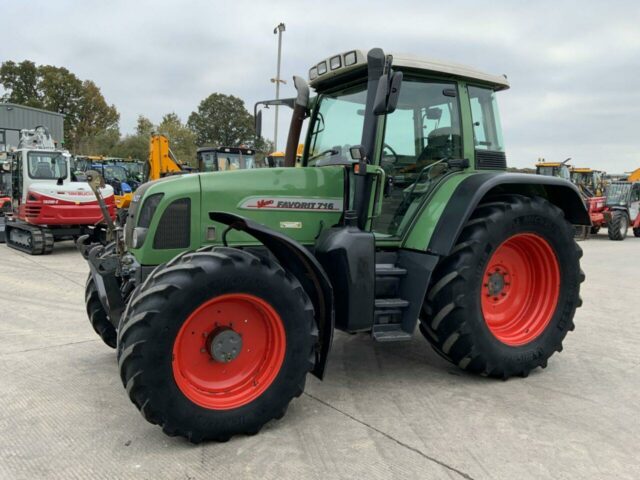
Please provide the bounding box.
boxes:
[2,0,639,172]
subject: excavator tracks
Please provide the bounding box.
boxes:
[5,221,54,255]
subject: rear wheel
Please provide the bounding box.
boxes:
[608,211,628,240]
[117,247,316,442]
[420,195,583,379]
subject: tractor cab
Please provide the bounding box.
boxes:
[571,168,605,197]
[197,146,257,172]
[266,151,286,168]
[536,160,572,181]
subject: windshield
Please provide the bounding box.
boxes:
[606,183,631,205]
[202,152,256,171]
[103,165,128,182]
[113,161,144,183]
[28,151,68,180]
[537,165,570,181]
[306,84,367,166]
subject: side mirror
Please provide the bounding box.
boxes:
[293,76,310,108]
[373,71,403,115]
[255,110,262,139]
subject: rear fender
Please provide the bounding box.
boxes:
[210,211,334,380]
[424,173,591,256]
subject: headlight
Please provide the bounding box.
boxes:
[131,227,148,249]
[137,193,164,228]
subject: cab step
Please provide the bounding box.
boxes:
[374,298,410,309]
[372,323,413,342]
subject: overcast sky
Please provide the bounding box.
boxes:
[2,0,639,172]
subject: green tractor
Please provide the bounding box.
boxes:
[79,48,589,442]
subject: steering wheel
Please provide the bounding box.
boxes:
[382,143,399,163]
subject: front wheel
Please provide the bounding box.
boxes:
[420,195,583,379]
[608,211,628,241]
[633,227,640,238]
[117,247,317,442]
[85,274,117,348]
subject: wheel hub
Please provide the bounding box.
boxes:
[486,271,508,297]
[208,328,243,363]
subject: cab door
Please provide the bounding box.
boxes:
[11,152,23,209]
[630,183,640,222]
[373,78,463,238]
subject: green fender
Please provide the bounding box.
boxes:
[403,172,590,255]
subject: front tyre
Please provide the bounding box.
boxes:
[607,211,628,241]
[117,247,317,443]
[85,274,117,348]
[420,195,583,379]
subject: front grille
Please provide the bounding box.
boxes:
[476,150,507,170]
[153,198,190,249]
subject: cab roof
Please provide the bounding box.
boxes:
[536,162,565,167]
[309,49,509,91]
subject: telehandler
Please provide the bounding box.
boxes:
[603,181,640,240]
[79,48,589,442]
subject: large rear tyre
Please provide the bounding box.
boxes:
[607,211,628,241]
[85,274,117,348]
[420,195,583,379]
[117,247,317,443]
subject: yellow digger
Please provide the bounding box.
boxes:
[116,135,189,209]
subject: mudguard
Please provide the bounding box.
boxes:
[210,211,334,380]
[426,172,590,256]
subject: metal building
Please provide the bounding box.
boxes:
[0,103,64,152]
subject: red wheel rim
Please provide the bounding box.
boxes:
[172,294,286,410]
[481,233,560,346]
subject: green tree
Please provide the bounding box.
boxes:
[111,134,149,161]
[0,60,120,150]
[188,93,254,147]
[109,115,155,160]
[0,60,40,107]
[73,81,120,152]
[74,129,120,156]
[158,113,197,165]
[135,115,154,136]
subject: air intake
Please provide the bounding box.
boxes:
[476,150,507,170]
[153,198,190,249]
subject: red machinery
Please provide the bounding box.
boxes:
[1,127,116,254]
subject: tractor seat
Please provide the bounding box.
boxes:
[34,163,54,178]
[417,128,462,163]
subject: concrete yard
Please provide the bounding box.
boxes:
[0,234,639,480]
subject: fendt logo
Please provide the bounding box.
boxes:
[240,196,343,212]
[256,199,274,208]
